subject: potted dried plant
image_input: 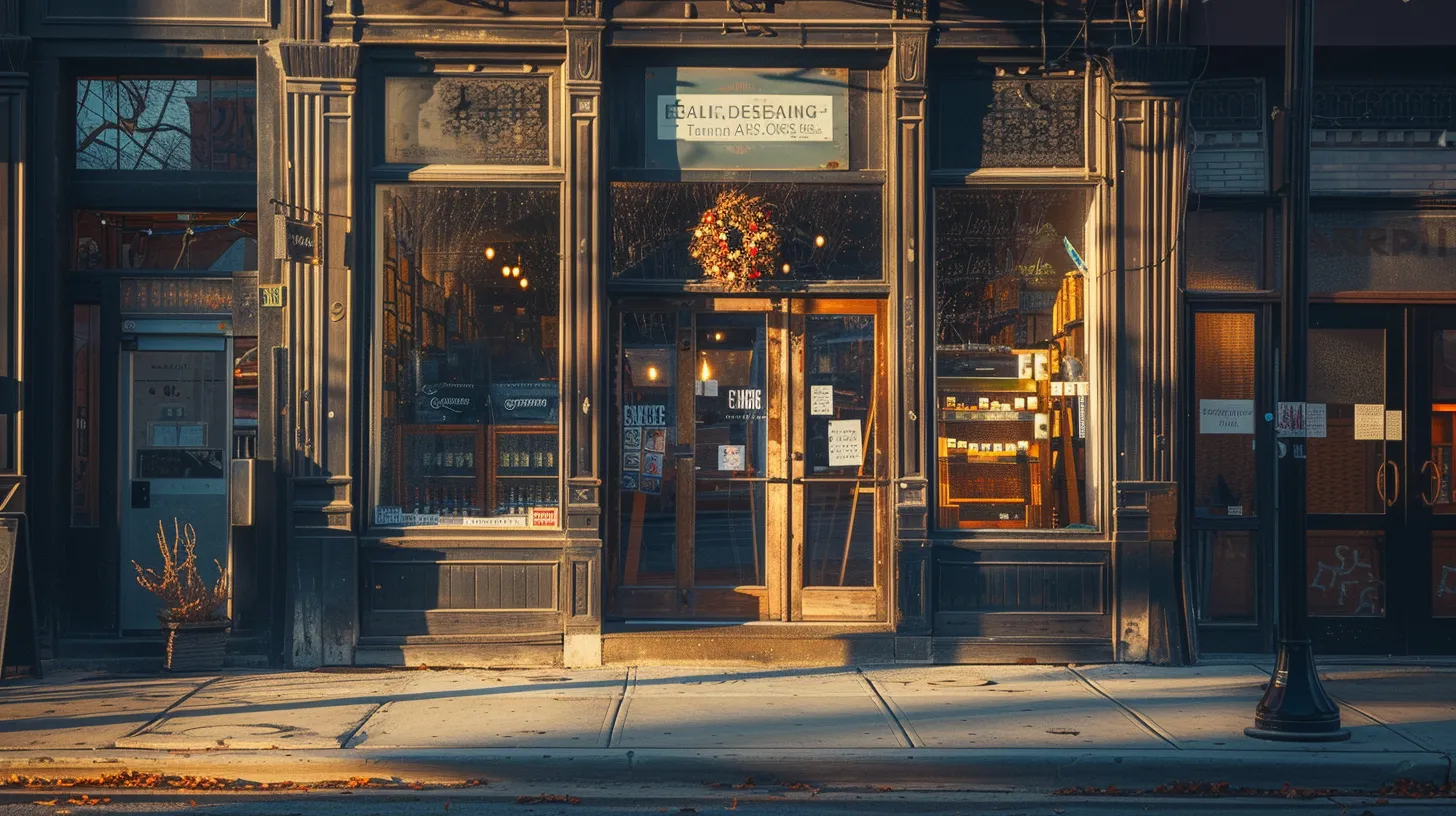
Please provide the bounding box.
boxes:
[132,519,231,672]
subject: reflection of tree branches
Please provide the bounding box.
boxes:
[76,79,194,170]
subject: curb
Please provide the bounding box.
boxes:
[0,749,1448,791]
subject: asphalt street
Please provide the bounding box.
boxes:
[0,789,1448,816]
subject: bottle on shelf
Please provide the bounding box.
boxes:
[412,487,422,514]
[423,488,433,515]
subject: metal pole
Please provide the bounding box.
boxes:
[1246,0,1349,743]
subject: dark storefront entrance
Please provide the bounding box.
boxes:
[607,297,889,623]
[1307,305,1456,655]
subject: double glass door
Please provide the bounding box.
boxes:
[609,298,887,622]
[1307,305,1456,654]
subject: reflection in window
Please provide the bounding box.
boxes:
[72,305,101,527]
[75,77,257,172]
[611,183,882,282]
[1184,210,1266,292]
[75,212,258,272]
[385,76,551,166]
[933,188,1094,531]
[376,185,561,528]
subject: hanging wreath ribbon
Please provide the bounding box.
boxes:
[688,191,784,292]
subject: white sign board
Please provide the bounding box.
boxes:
[657,95,834,142]
[827,419,863,467]
[1199,399,1255,434]
[1305,403,1327,438]
[810,385,834,416]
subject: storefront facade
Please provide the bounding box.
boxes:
[9,0,1455,670]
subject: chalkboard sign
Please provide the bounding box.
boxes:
[0,516,37,683]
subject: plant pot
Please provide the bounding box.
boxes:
[161,619,231,672]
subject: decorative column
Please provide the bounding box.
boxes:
[0,35,27,494]
[890,22,932,659]
[278,42,360,668]
[1109,38,1197,665]
[562,3,605,667]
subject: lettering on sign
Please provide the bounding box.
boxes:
[726,389,763,411]
[1199,399,1254,435]
[623,404,668,427]
[657,95,834,142]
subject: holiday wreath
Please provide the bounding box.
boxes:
[688,191,783,292]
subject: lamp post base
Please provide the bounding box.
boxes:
[1246,638,1350,742]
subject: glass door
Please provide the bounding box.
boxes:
[609,297,887,623]
[1404,307,1456,654]
[790,299,886,621]
[1306,306,1405,654]
[611,301,786,620]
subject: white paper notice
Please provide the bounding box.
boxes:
[810,384,834,416]
[1354,404,1385,440]
[1386,409,1403,442]
[177,424,205,447]
[1305,403,1327,438]
[827,419,863,467]
[703,379,719,397]
[718,444,745,472]
[1050,382,1064,396]
[1200,399,1255,434]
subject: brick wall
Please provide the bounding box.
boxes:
[1190,130,1267,195]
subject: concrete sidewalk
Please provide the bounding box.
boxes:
[1,663,1452,792]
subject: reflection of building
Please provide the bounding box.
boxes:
[7,1,1456,672]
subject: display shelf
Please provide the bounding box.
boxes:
[487,425,559,517]
[940,410,1037,422]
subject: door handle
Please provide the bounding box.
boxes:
[1377,460,1387,506]
[1422,460,1441,507]
[1386,459,1400,507]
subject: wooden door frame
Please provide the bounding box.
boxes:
[1403,306,1456,654]
[789,298,889,622]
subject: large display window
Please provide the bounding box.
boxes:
[373,185,562,529]
[933,187,1096,531]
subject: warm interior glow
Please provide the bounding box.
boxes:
[501,264,511,277]
[700,358,711,381]
[484,246,496,260]
[646,365,659,382]
[814,235,826,247]
[519,277,529,290]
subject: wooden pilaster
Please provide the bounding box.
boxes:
[1109,41,1197,665]
[563,16,604,667]
[891,24,931,652]
[279,41,360,668]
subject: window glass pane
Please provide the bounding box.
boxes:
[233,337,258,460]
[1193,312,1257,518]
[385,76,552,166]
[1309,210,1456,294]
[615,312,679,588]
[75,212,258,272]
[376,185,561,528]
[934,77,1084,170]
[1308,531,1385,617]
[934,187,1093,531]
[610,182,882,282]
[1200,529,1256,622]
[71,305,101,527]
[1307,328,1386,515]
[75,77,257,172]
[1184,209,1264,292]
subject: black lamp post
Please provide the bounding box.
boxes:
[1245,0,1349,743]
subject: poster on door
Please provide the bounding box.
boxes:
[827,419,862,467]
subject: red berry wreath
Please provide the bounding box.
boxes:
[688,191,784,292]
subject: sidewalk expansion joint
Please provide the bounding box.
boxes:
[340,701,389,749]
[1324,692,1436,753]
[1066,666,1180,750]
[856,668,917,749]
[116,675,223,745]
[603,667,633,748]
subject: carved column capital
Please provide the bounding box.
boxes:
[1108,45,1198,99]
[565,25,604,86]
[280,42,360,83]
[892,26,930,93]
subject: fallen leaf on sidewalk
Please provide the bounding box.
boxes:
[1046,728,1081,736]
[872,785,893,792]
[732,777,755,790]
[32,800,56,806]
[726,797,737,810]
